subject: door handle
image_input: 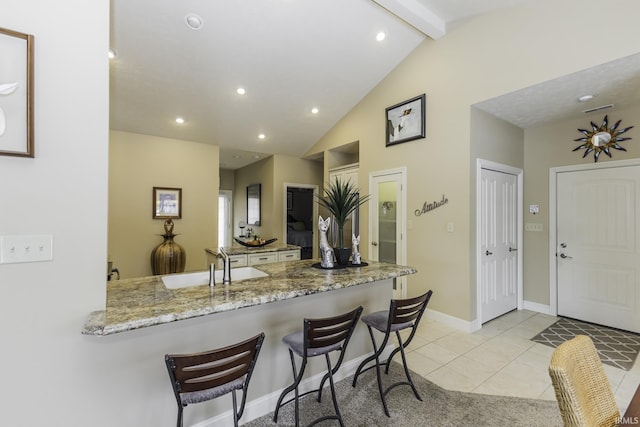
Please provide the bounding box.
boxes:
[559,253,572,259]
[372,241,378,246]
[509,247,518,252]
[485,250,493,256]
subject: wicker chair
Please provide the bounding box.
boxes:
[548,335,620,427]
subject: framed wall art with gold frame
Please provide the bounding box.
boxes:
[0,27,34,158]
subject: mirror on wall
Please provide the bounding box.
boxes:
[247,183,261,225]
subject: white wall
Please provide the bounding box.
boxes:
[0,0,111,425]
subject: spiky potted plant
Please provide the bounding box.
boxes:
[315,177,370,265]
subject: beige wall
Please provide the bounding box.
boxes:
[232,155,323,243]
[523,105,640,305]
[306,0,640,322]
[220,168,235,191]
[233,156,275,238]
[109,131,219,278]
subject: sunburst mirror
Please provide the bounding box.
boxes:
[573,115,633,162]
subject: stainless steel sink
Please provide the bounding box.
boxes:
[162,266,268,289]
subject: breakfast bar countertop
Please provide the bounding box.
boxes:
[82,259,417,336]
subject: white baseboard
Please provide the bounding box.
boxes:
[425,303,553,335]
[194,346,394,427]
[523,300,552,315]
[424,309,477,333]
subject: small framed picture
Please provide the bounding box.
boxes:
[385,94,425,147]
[0,27,35,157]
[153,187,182,219]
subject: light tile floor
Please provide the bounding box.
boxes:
[403,309,640,414]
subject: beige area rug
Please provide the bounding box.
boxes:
[243,365,562,426]
[532,317,640,371]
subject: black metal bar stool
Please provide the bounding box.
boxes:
[352,291,433,416]
[273,306,363,427]
[164,333,265,427]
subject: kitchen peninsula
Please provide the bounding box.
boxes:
[82,259,416,425]
[82,259,416,335]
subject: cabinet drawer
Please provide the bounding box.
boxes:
[218,255,247,268]
[248,253,278,265]
[278,250,300,262]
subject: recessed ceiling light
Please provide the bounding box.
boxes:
[175,117,185,124]
[185,14,203,30]
[258,133,266,140]
[236,87,246,95]
[108,49,117,59]
[233,155,241,159]
[254,155,261,159]
[376,31,386,42]
[578,94,594,102]
[311,107,319,114]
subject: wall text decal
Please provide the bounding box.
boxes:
[415,194,448,216]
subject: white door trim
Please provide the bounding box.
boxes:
[369,167,408,297]
[475,159,523,330]
[548,158,640,316]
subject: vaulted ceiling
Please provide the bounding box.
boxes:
[109,0,640,169]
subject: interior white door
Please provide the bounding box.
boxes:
[557,165,640,333]
[370,169,406,299]
[480,168,518,323]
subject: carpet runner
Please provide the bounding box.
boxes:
[531,317,640,371]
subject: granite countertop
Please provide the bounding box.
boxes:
[82,259,417,336]
[205,244,301,256]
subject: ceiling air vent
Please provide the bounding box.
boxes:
[582,104,614,114]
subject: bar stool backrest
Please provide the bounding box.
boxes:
[304,306,364,356]
[388,290,433,332]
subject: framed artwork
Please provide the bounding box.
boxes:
[153,187,182,219]
[0,27,34,157]
[385,94,425,147]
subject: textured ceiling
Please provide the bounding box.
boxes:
[475,53,640,129]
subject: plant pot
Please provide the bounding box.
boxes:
[334,247,351,266]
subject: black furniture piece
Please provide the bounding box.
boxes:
[352,291,433,416]
[164,333,265,427]
[273,306,363,427]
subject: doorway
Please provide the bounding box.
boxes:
[218,190,232,248]
[369,168,407,299]
[476,159,523,326]
[284,184,318,259]
[551,160,640,333]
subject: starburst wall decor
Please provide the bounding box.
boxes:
[573,115,633,162]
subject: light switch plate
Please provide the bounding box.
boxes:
[524,223,543,232]
[0,235,53,264]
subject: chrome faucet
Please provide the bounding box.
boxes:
[219,247,231,284]
[209,263,216,287]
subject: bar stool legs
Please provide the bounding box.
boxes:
[273,306,363,426]
[352,291,433,417]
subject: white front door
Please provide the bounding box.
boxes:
[557,165,640,333]
[480,168,518,323]
[370,168,406,299]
